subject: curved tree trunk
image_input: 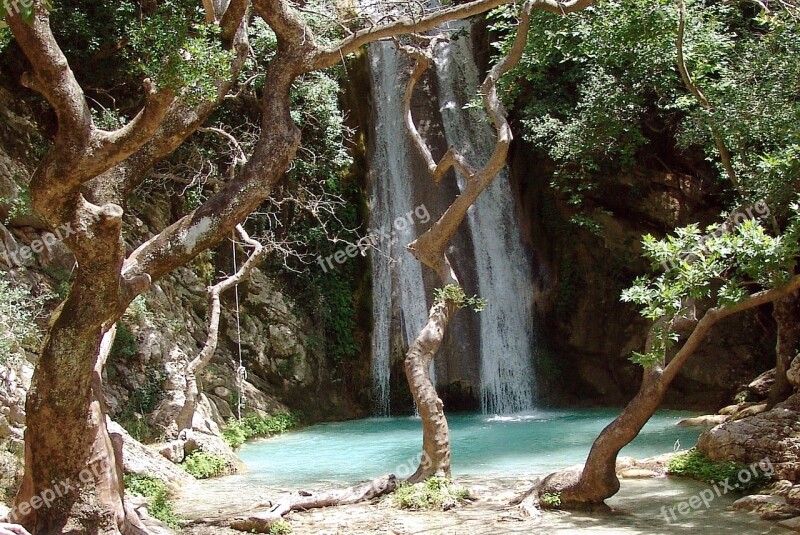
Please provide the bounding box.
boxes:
[396,0,544,481]
[404,285,459,482]
[176,225,267,433]
[12,312,150,534]
[544,278,800,507]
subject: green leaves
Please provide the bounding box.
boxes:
[493,0,800,223]
[434,284,487,313]
[621,202,800,366]
[0,273,49,364]
[128,1,233,104]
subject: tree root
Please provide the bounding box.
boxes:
[192,474,397,533]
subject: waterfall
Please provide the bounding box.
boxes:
[368,42,430,416]
[433,23,536,415]
[368,23,536,416]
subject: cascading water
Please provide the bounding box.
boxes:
[368,41,430,416]
[368,20,536,416]
[433,22,536,415]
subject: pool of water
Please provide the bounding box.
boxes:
[175,410,781,532]
[233,409,701,487]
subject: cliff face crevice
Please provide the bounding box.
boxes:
[508,144,775,410]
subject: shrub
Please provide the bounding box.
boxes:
[110,322,138,360]
[540,492,562,509]
[181,450,230,479]
[0,273,48,364]
[668,449,770,492]
[268,519,292,534]
[221,412,299,449]
[117,369,166,443]
[393,477,469,511]
[124,474,182,528]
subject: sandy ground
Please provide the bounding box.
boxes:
[176,475,781,535]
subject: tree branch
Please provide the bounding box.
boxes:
[310,0,593,70]
[402,0,536,276]
[663,274,800,383]
[177,224,269,431]
[676,0,742,195]
[252,0,318,53]
[121,55,301,284]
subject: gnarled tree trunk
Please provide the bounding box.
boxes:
[397,0,597,480]
[539,278,800,507]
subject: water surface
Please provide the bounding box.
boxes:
[234,409,700,487]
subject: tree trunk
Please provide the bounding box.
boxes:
[541,278,800,507]
[397,1,538,482]
[12,311,148,534]
[176,226,267,433]
[196,475,397,532]
[769,292,800,407]
[551,367,667,505]
[404,299,458,482]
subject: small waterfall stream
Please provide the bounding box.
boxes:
[433,22,536,414]
[368,22,535,415]
[368,42,430,416]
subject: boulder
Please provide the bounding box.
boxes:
[788,357,800,389]
[697,394,800,482]
[158,440,185,464]
[788,486,800,507]
[730,403,769,421]
[719,403,748,415]
[677,414,728,427]
[107,418,194,486]
[732,494,800,520]
[747,369,776,399]
[618,468,659,479]
[780,517,800,532]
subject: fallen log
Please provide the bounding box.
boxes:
[193,474,397,533]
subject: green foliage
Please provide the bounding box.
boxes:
[0,27,11,52]
[221,412,299,449]
[127,295,153,323]
[124,474,182,528]
[393,477,469,510]
[492,0,800,215]
[540,492,562,509]
[0,175,32,225]
[434,284,487,312]
[0,273,47,364]
[128,2,233,104]
[491,0,678,203]
[621,205,800,366]
[267,519,292,535]
[181,450,229,479]
[270,66,360,366]
[116,369,166,443]
[668,449,770,491]
[111,323,138,361]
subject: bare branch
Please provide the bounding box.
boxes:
[177,224,270,431]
